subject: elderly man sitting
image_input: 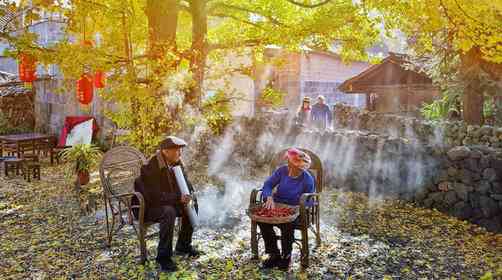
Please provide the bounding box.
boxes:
[132,136,201,272]
[258,148,315,271]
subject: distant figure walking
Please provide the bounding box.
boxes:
[311,95,332,130]
[295,96,312,127]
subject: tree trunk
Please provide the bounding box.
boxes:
[188,0,207,108]
[133,0,179,151]
[460,48,484,125]
[462,83,484,125]
[146,0,178,59]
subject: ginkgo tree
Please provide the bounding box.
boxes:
[1,0,380,153]
[365,0,502,125]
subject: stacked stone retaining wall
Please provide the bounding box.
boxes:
[194,110,502,232]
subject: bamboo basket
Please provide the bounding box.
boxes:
[247,203,299,224]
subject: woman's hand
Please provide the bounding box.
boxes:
[264,196,275,209]
[181,194,191,204]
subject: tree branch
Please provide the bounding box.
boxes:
[201,95,250,110]
[453,0,482,25]
[284,0,332,8]
[210,13,266,29]
[207,39,262,51]
[438,0,478,47]
[209,3,285,26]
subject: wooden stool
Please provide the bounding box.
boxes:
[4,158,24,177]
[21,154,41,182]
[23,162,41,182]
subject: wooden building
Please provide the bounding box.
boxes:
[254,48,370,113]
[338,53,439,116]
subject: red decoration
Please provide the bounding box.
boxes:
[94,71,105,88]
[58,116,99,147]
[76,74,94,105]
[18,53,37,83]
[81,40,94,48]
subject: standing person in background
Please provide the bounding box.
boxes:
[311,95,332,130]
[295,96,312,128]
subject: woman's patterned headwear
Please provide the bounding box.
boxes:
[284,148,311,170]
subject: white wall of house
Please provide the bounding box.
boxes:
[205,51,255,117]
[228,73,255,117]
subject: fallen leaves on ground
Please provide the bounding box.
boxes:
[0,161,500,279]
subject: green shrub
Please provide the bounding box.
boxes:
[60,144,102,174]
[202,90,233,135]
[421,92,460,121]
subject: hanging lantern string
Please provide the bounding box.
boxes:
[82,11,86,43]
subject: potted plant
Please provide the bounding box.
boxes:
[60,144,102,185]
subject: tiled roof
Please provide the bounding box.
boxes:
[0,7,19,32]
[0,71,32,97]
[0,71,16,83]
[338,53,433,93]
[0,82,32,97]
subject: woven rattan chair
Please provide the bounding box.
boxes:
[98,146,150,263]
[249,148,323,268]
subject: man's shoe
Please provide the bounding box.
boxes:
[261,254,281,269]
[175,245,202,257]
[158,258,177,272]
[277,256,291,271]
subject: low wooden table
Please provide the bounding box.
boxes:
[0,133,54,158]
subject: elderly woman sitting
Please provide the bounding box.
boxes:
[258,148,315,271]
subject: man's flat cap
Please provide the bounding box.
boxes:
[159,136,187,149]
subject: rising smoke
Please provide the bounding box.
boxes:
[191,111,440,228]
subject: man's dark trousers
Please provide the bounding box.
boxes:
[147,205,193,260]
[258,222,295,258]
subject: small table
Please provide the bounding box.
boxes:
[0,133,54,158]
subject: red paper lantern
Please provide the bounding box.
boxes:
[18,53,37,83]
[94,71,105,88]
[81,40,94,48]
[76,74,94,105]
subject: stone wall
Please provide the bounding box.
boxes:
[200,111,502,232]
[420,145,502,232]
[333,104,502,148]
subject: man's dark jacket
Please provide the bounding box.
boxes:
[131,151,198,220]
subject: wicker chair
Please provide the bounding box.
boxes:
[98,146,150,263]
[249,148,323,268]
